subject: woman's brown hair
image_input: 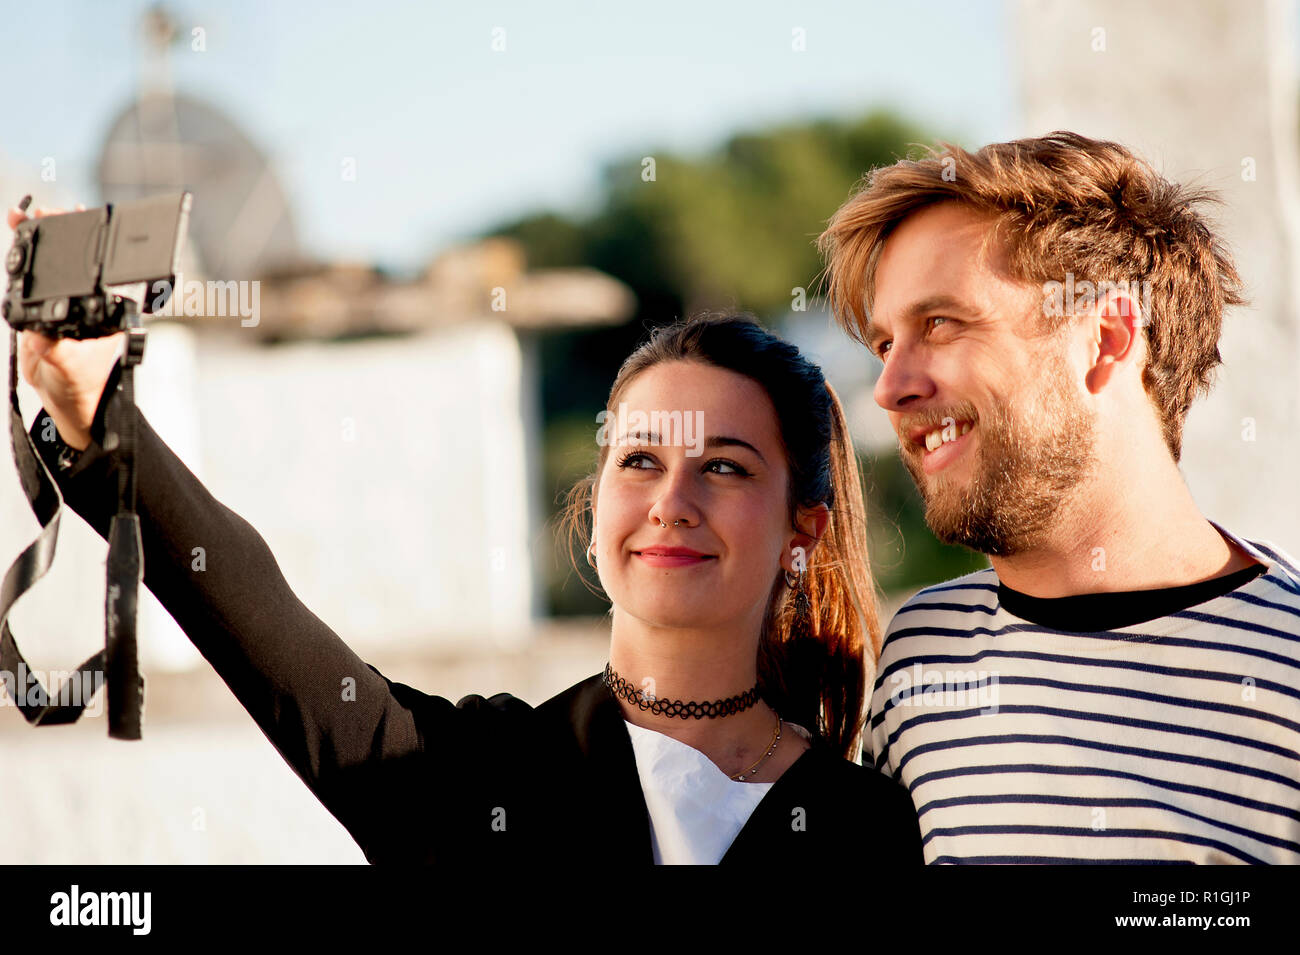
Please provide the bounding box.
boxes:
[557,313,880,760]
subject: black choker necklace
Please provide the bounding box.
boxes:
[602,662,761,719]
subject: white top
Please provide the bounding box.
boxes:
[623,718,813,865]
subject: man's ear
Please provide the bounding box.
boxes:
[785,502,831,572]
[1085,290,1143,395]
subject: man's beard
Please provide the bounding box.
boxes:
[900,349,1096,557]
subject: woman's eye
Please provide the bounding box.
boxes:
[877,340,892,358]
[706,458,750,476]
[928,316,950,331]
[616,452,748,477]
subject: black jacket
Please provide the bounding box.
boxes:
[30,360,924,865]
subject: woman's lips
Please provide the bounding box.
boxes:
[635,549,715,568]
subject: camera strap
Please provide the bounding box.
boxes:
[0,326,145,739]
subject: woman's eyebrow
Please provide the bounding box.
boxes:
[706,436,766,464]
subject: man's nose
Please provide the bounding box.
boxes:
[873,343,936,411]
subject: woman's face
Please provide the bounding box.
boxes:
[593,360,803,638]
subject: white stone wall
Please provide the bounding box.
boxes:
[0,722,367,864]
[1015,0,1300,550]
[186,320,539,651]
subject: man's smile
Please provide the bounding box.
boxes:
[919,423,976,475]
[903,418,978,475]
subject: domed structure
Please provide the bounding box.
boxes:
[96,91,305,280]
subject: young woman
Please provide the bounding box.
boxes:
[14,206,921,865]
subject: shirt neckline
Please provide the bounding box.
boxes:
[998,561,1266,632]
[995,521,1276,632]
[622,718,816,788]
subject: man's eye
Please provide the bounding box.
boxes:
[877,317,952,359]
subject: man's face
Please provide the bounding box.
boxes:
[867,201,1097,556]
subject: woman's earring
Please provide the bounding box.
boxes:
[586,540,598,569]
[784,560,812,635]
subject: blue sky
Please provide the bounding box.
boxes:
[1,0,1017,273]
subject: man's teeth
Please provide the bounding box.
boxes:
[924,421,973,452]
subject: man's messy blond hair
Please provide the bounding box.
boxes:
[817,131,1246,461]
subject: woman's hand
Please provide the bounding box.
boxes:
[7,202,124,452]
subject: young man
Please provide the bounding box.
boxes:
[818,131,1300,864]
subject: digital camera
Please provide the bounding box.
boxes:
[3,193,191,340]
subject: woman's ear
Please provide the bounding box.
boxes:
[785,502,831,571]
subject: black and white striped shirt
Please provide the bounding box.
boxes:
[868,522,1300,864]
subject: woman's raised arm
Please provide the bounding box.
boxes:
[9,201,507,858]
